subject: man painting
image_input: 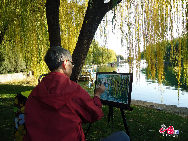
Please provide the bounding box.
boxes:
[23,46,129,141]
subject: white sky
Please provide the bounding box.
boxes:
[95,24,124,56]
[94,9,127,58]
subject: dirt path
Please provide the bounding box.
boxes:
[131,99,188,118]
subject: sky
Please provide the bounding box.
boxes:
[95,25,124,57]
[94,10,127,58]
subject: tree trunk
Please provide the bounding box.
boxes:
[46,0,61,47]
[70,0,122,82]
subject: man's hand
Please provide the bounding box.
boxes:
[94,83,106,98]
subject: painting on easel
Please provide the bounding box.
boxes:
[96,72,133,109]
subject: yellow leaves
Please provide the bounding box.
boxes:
[15,98,18,105]
[0,0,49,82]
[15,125,26,141]
[1,0,186,86]
[138,0,186,83]
[21,106,25,113]
[59,0,88,55]
[21,90,32,98]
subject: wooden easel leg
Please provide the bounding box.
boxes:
[108,106,113,125]
[85,123,92,137]
[120,108,130,137]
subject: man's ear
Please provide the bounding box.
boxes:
[62,61,66,70]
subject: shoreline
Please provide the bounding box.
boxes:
[131,99,188,118]
[90,92,188,118]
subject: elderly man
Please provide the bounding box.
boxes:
[23,46,130,141]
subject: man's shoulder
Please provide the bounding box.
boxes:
[72,83,91,100]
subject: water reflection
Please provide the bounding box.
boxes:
[142,64,188,92]
[78,61,188,108]
[117,60,188,108]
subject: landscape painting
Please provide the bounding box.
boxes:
[96,72,133,105]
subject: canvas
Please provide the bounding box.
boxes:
[96,72,133,108]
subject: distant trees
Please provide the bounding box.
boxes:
[141,36,188,63]
[85,40,117,65]
[117,55,124,60]
[140,34,188,84]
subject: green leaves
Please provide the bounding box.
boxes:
[86,40,117,65]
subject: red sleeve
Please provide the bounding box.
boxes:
[69,85,104,124]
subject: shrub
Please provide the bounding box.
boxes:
[0,60,12,74]
[0,57,26,74]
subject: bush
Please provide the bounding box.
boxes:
[0,60,12,74]
[0,58,26,74]
[14,57,26,73]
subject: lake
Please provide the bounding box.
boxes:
[78,60,188,108]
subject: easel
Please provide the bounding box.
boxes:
[108,106,133,137]
[85,104,133,138]
[85,72,133,138]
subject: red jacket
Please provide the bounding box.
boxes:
[23,72,104,141]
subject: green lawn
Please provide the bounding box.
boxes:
[0,83,188,141]
[83,105,188,141]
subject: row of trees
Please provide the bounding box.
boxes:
[0,0,120,81]
[0,0,87,75]
[141,36,188,63]
[141,33,188,85]
[85,40,117,65]
[0,0,187,83]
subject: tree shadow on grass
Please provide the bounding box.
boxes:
[0,96,15,141]
[0,84,35,94]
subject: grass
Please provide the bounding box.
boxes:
[82,105,188,141]
[0,79,188,141]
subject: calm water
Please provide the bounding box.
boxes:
[78,60,188,108]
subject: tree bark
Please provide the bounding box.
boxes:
[46,0,61,47]
[70,0,122,82]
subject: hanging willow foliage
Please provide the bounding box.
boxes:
[0,0,88,84]
[59,0,88,55]
[98,0,187,86]
[0,0,187,86]
[0,0,49,84]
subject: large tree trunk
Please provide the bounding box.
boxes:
[46,0,61,47]
[45,0,122,82]
[70,0,122,82]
